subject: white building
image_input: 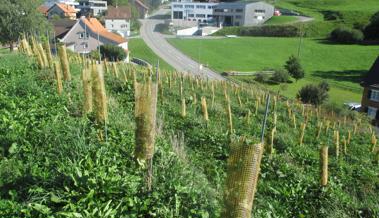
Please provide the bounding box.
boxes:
[105,6,131,38]
[171,1,217,23]
[44,0,79,8]
[77,0,108,16]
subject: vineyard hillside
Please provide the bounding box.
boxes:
[0,44,378,217]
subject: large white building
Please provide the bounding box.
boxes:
[171,0,274,26]
[171,1,218,23]
[105,6,131,38]
[77,0,108,16]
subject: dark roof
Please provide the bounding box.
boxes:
[105,6,132,19]
[361,56,379,87]
[51,19,77,39]
[135,0,149,10]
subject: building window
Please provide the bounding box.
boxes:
[83,42,88,49]
[214,9,223,12]
[196,14,206,18]
[208,6,215,9]
[368,106,377,118]
[173,4,183,8]
[79,32,89,39]
[236,9,243,12]
[370,89,379,102]
[121,24,127,28]
[196,5,206,9]
[185,5,194,8]
[207,14,213,18]
[254,9,265,13]
[173,11,183,19]
[235,15,242,19]
[188,14,194,17]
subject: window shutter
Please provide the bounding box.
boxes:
[368,89,372,98]
[365,107,369,113]
[376,110,379,120]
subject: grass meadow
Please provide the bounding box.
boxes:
[168,37,379,104]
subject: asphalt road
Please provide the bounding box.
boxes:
[139,9,225,80]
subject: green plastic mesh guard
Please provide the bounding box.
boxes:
[223,138,264,218]
[134,80,158,161]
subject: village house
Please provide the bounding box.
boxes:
[361,56,379,123]
[59,16,128,61]
[47,3,77,20]
[105,6,132,38]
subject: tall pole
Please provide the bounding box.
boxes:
[260,94,271,144]
[98,31,101,63]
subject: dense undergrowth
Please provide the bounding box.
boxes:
[0,51,378,217]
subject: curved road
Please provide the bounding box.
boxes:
[140,9,225,80]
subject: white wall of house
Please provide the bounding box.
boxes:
[105,19,130,37]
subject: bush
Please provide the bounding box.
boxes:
[297,82,329,105]
[100,44,127,61]
[284,55,304,81]
[330,27,364,43]
[254,73,269,83]
[271,69,290,83]
[364,11,379,40]
[240,25,300,37]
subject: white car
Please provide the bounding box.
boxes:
[344,102,361,111]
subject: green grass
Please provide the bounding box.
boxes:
[128,38,174,71]
[168,37,379,104]
[265,16,298,25]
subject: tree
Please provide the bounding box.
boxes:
[364,11,379,40]
[284,55,304,81]
[0,0,50,51]
[297,81,329,106]
[100,44,127,61]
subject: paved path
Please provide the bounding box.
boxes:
[139,9,225,80]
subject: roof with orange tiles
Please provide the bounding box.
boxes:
[81,17,127,44]
[50,3,77,14]
[37,5,49,15]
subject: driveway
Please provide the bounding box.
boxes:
[139,9,225,80]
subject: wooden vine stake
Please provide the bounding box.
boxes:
[371,133,377,152]
[316,122,323,139]
[53,61,63,95]
[226,97,233,134]
[320,146,328,186]
[58,45,71,81]
[334,130,340,159]
[201,97,209,122]
[43,40,53,68]
[181,98,186,118]
[299,123,306,146]
[268,127,276,158]
[82,66,93,114]
[347,130,351,144]
[292,114,297,129]
[91,63,108,124]
[342,136,347,155]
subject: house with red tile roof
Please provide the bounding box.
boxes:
[60,17,128,60]
[47,3,78,20]
[37,5,50,17]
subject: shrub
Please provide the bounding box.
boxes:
[364,11,379,40]
[100,44,127,61]
[297,82,329,105]
[240,25,300,37]
[271,69,290,83]
[284,55,304,81]
[254,73,268,83]
[330,27,364,43]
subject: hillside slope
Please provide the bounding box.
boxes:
[0,47,378,217]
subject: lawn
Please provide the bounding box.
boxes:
[168,37,379,104]
[128,38,174,71]
[265,16,298,25]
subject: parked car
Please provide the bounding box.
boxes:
[344,102,361,111]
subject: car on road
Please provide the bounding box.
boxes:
[344,102,361,111]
